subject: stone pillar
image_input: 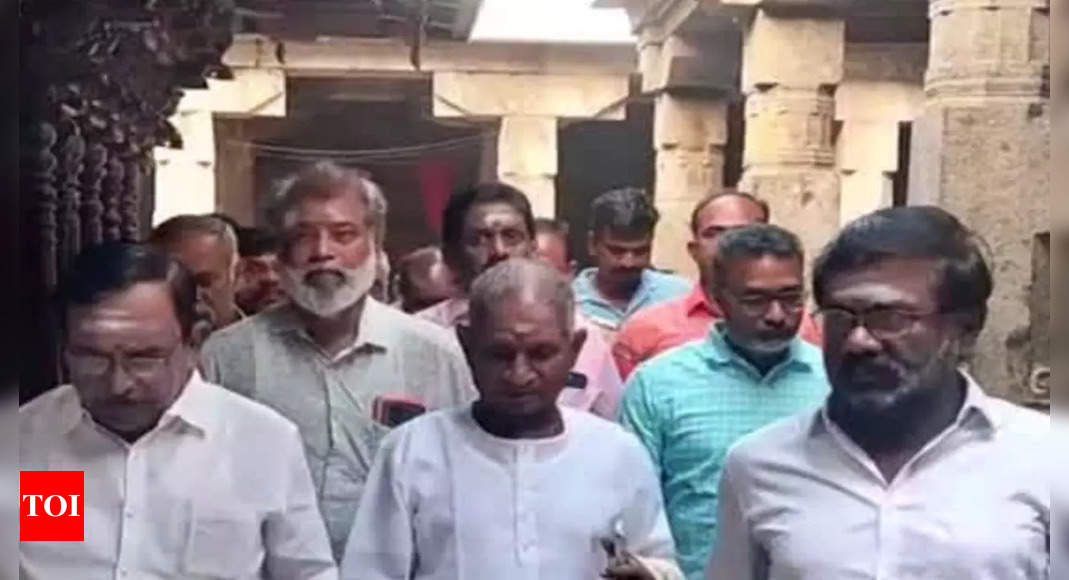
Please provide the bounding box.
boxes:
[497,115,558,218]
[153,67,285,225]
[154,109,217,224]
[738,9,845,261]
[836,43,927,226]
[836,117,898,226]
[433,70,629,218]
[909,0,1049,403]
[652,93,728,276]
[215,119,258,225]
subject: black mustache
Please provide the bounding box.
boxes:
[839,357,901,385]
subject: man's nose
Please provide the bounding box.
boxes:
[107,360,137,398]
[763,301,787,326]
[620,253,641,269]
[263,265,281,284]
[843,324,883,354]
[505,354,536,386]
[310,231,334,262]
[488,235,510,260]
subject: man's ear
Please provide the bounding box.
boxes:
[586,231,597,261]
[188,301,215,349]
[189,319,214,350]
[686,239,701,266]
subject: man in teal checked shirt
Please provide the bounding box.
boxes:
[620,224,829,579]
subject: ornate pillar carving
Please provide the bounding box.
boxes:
[57,122,86,275]
[19,0,235,399]
[81,144,107,247]
[652,93,728,277]
[909,0,1049,403]
[738,9,845,262]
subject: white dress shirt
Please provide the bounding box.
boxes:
[340,405,680,580]
[19,372,337,580]
[708,373,1050,580]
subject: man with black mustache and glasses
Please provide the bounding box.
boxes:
[200,161,475,561]
[708,207,1050,580]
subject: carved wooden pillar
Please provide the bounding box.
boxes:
[57,123,86,275]
[121,154,145,242]
[25,123,60,293]
[81,144,107,247]
[19,0,235,399]
[103,153,125,242]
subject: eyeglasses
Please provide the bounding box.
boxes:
[66,348,177,378]
[815,307,939,339]
[728,292,806,316]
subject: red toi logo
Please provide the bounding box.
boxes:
[20,471,84,541]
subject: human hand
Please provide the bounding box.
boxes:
[602,550,656,580]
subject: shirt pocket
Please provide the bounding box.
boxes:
[185,504,263,578]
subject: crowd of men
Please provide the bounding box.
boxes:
[19,159,1051,580]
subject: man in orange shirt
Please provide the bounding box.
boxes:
[612,192,822,379]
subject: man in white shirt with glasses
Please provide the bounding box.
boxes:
[19,243,336,580]
[708,207,1049,580]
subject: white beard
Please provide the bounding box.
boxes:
[281,254,377,318]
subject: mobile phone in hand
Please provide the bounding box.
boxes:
[372,396,426,428]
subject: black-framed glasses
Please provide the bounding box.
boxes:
[815,306,939,339]
[727,292,806,316]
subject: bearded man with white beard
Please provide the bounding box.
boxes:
[200,161,476,561]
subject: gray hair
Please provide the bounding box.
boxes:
[469,258,575,334]
[148,214,238,268]
[711,224,804,289]
[271,161,388,244]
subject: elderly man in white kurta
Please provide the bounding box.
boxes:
[341,259,681,580]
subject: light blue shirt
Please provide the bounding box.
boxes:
[572,268,691,330]
[619,324,830,580]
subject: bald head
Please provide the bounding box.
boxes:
[397,246,456,312]
[469,258,575,334]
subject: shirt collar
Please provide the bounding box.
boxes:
[954,371,1000,432]
[269,297,391,351]
[575,267,655,307]
[684,283,722,318]
[459,403,572,463]
[701,322,813,373]
[158,371,212,436]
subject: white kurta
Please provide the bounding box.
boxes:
[340,405,679,580]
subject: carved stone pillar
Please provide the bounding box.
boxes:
[652,93,728,276]
[738,9,845,262]
[909,0,1049,403]
[498,115,558,218]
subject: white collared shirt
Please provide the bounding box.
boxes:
[19,373,337,580]
[707,374,1050,580]
[339,405,680,580]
